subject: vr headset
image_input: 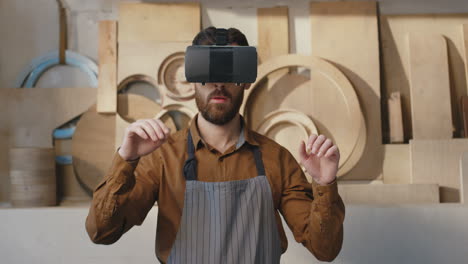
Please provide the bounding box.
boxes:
[184,28,257,85]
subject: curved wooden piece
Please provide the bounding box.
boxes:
[240,54,366,176]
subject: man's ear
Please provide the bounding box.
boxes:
[244,83,251,90]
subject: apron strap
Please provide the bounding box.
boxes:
[252,146,266,176]
[183,130,197,181]
[183,130,267,180]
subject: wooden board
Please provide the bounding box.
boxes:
[118,2,200,43]
[240,54,366,177]
[382,144,411,184]
[410,139,468,203]
[380,15,468,140]
[71,105,116,196]
[54,139,89,203]
[118,41,192,104]
[0,88,96,203]
[97,20,117,113]
[460,152,468,204]
[257,7,289,64]
[388,92,404,143]
[462,96,468,137]
[408,33,452,139]
[310,1,383,181]
[256,5,290,126]
[1,88,96,148]
[338,183,439,204]
[463,24,468,93]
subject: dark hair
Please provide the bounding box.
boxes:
[192,26,249,46]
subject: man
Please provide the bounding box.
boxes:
[86,27,345,263]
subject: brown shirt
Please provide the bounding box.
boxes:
[85,114,345,262]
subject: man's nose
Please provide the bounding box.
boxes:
[213,83,226,89]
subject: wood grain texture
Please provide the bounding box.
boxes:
[388,92,404,143]
[310,1,383,181]
[257,6,289,64]
[257,6,290,96]
[97,20,117,113]
[0,88,96,203]
[338,183,439,204]
[382,144,411,184]
[410,139,468,203]
[71,105,116,195]
[54,139,89,203]
[408,33,452,139]
[118,2,200,43]
[380,15,468,140]
[9,148,56,207]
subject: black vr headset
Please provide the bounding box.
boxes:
[184,28,258,85]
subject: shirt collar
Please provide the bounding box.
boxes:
[189,113,259,150]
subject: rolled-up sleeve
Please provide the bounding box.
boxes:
[85,149,162,244]
[278,147,345,262]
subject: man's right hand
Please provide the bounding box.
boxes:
[118,118,171,161]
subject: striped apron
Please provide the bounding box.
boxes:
[165,130,282,264]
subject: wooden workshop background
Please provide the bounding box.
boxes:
[2,1,468,264]
[1,0,468,207]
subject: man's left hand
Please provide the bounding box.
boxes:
[299,134,340,186]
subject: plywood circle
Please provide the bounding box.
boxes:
[158,52,194,101]
[257,109,318,166]
[117,74,163,105]
[155,104,197,131]
[73,94,175,195]
[241,54,366,176]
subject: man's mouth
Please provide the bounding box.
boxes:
[210,96,229,103]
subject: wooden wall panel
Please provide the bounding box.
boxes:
[408,33,452,139]
[97,20,117,114]
[380,15,468,140]
[118,2,200,43]
[388,92,404,143]
[411,139,468,203]
[382,144,411,184]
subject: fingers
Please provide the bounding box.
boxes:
[128,119,170,142]
[310,134,326,155]
[128,125,149,140]
[145,119,164,140]
[138,120,158,141]
[306,134,318,153]
[155,119,171,135]
[299,141,308,161]
[324,145,339,158]
[306,134,338,158]
[317,138,333,157]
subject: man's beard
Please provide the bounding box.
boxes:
[195,87,244,126]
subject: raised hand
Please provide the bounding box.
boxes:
[298,134,340,186]
[118,119,171,161]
